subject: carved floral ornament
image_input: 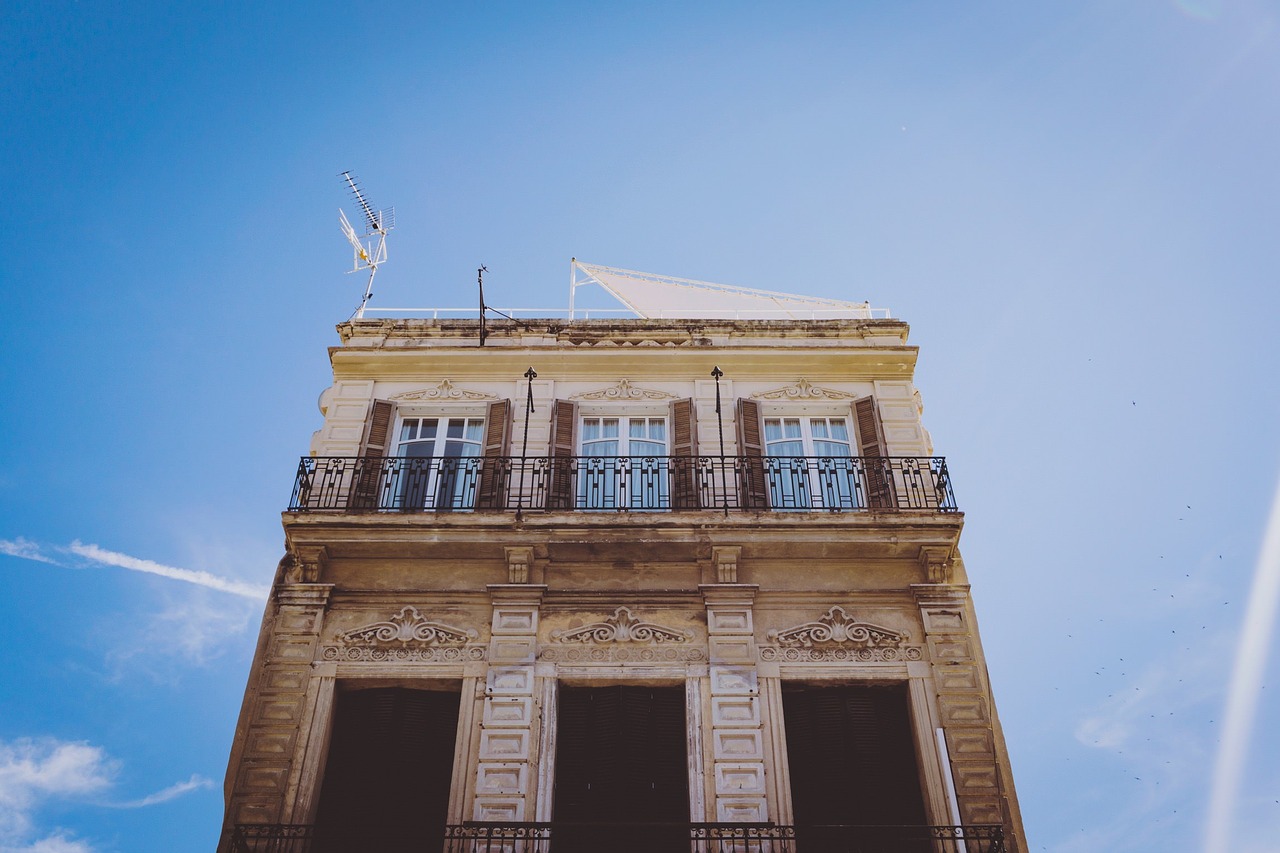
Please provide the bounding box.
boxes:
[390,380,496,402]
[322,607,485,663]
[760,606,922,663]
[571,379,676,401]
[550,607,691,644]
[542,607,703,663]
[752,378,856,401]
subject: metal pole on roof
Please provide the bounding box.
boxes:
[712,366,729,517]
[516,366,537,521]
[568,258,577,319]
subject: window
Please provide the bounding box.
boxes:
[315,686,461,852]
[578,416,669,509]
[390,416,485,509]
[782,683,929,848]
[763,416,857,509]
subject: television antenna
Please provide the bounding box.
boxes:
[338,171,394,319]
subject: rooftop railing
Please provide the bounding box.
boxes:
[229,822,1005,853]
[288,455,956,514]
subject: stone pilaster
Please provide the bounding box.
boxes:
[224,584,332,828]
[912,585,1008,830]
[701,584,767,822]
[473,585,547,821]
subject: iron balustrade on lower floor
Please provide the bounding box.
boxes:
[288,455,956,513]
[229,823,1006,853]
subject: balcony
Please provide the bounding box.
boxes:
[289,456,956,514]
[230,822,1006,853]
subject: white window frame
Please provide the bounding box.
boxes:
[388,408,488,510]
[759,405,859,510]
[575,405,670,510]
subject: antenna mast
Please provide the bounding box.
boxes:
[338,171,395,319]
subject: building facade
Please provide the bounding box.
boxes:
[220,315,1026,852]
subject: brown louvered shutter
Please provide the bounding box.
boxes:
[477,399,511,509]
[669,398,700,509]
[352,399,395,509]
[547,400,578,509]
[853,396,895,508]
[735,398,767,509]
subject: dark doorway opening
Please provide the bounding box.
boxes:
[553,685,689,853]
[314,685,460,853]
[782,683,929,851]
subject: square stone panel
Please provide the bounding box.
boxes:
[713,730,763,760]
[711,697,760,727]
[710,666,758,695]
[473,797,526,822]
[492,608,538,635]
[479,730,529,761]
[254,695,305,724]
[487,667,533,694]
[261,667,309,692]
[707,609,753,635]
[716,797,768,822]
[476,763,528,795]
[715,763,766,794]
[483,696,533,727]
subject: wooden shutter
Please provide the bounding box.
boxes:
[476,399,511,509]
[781,684,928,835]
[735,398,767,509]
[315,687,461,850]
[853,396,895,508]
[352,399,395,509]
[547,399,578,509]
[554,686,689,827]
[669,398,700,509]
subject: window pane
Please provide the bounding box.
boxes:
[582,418,601,441]
[629,419,646,439]
[829,419,850,442]
[465,420,485,442]
[764,419,783,442]
[421,419,438,439]
[811,419,829,439]
[400,419,419,441]
[783,418,802,439]
[813,440,851,458]
[602,418,619,438]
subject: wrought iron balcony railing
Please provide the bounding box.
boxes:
[229,822,1006,853]
[289,455,956,514]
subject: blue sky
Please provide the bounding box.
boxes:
[2,2,1279,851]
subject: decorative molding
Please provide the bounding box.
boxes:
[766,606,907,650]
[752,378,855,401]
[390,379,496,402]
[504,547,534,584]
[571,379,676,401]
[321,645,487,662]
[711,546,742,584]
[540,646,705,663]
[549,607,691,644]
[759,645,922,662]
[335,607,479,647]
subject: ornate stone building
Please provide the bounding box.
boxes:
[220,312,1026,853]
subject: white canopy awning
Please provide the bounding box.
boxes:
[570,261,885,320]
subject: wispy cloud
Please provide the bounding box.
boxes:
[1,832,97,853]
[108,774,213,809]
[1058,631,1232,853]
[67,541,268,599]
[0,539,61,566]
[0,739,113,850]
[0,737,210,853]
[1,537,267,600]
